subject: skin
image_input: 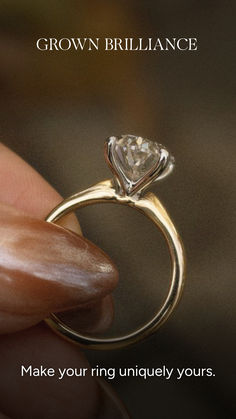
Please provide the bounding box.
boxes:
[0,202,118,333]
[0,143,130,419]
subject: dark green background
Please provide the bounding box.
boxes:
[0,1,235,418]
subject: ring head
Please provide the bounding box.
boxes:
[105,135,175,196]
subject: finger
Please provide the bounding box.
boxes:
[0,143,116,333]
[0,202,118,333]
[0,145,125,418]
[0,324,100,419]
[0,324,129,419]
[59,295,115,334]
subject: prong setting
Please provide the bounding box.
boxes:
[105,135,174,196]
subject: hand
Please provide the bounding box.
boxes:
[0,143,129,418]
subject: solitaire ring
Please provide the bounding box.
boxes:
[45,135,185,350]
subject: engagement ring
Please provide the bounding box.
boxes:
[45,135,185,350]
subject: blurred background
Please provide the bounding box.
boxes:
[0,1,235,418]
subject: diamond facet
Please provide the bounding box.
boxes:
[114,135,161,183]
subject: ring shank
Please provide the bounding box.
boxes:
[45,179,185,350]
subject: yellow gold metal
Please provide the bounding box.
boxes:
[45,179,185,350]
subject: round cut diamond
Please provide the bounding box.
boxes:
[114,135,161,182]
[105,134,173,196]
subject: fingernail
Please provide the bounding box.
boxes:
[0,203,118,333]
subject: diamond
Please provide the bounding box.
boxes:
[105,134,173,195]
[113,135,161,183]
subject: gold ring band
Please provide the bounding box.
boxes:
[45,178,185,350]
